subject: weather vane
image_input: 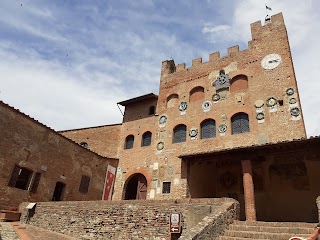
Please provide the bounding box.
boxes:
[265,4,272,24]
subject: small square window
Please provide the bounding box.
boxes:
[162,182,171,194]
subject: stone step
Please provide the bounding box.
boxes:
[218,237,271,240]
[233,220,316,228]
[223,230,309,240]
[229,224,313,234]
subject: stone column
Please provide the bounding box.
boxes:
[241,159,257,221]
[317,196,320,222]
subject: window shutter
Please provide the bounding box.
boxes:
[30,173,41,193]
[142,132,152,146]
[173,125,186,143]
[79,175,90,194]
[201,120,216,139]
[232,113,249,134]
[8,165,20,187]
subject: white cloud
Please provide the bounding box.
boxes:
[0,0,320,137]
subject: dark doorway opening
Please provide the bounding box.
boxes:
[124,173,147,200]
[52,182,65,201]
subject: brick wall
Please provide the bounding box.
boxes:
[112,13,307,202]
[19,198,239,240]
[0,101,118,208]
[60,124,122,159]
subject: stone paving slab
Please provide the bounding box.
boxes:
[10,222,76,240]
[0,222,21,240]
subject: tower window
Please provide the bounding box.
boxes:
[173,124,187,143]
[230,75,248,92]
[125,135,134,149]
[231,113,250,134]
[201,119,216,139]
[189,86,204,102]
[141,131,152,147]
[167,94,179,108]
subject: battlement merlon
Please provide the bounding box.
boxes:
[250,12,285,40]
[161,12,285,77]
[161,60,176,78]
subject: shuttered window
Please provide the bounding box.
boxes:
[79,175,90,194]
[125,135,134,149]
[173,124,186,143]
[201,119,216,139]
[142,132,152,147]
[231,113,250,134]
[30,172,41,193]
[8,165,33,190]
[8,165,20,187]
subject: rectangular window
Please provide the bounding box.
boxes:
[79,175,90,194]
[162,182,171,194]
[8,165,33,190]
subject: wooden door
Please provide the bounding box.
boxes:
[136,174,147,200]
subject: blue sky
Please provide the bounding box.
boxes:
[1,0,320,136]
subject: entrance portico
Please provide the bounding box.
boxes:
[180,138,320,222]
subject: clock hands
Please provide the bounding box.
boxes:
[268,59,280,63]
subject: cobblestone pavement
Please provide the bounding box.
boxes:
[0,222,20,240]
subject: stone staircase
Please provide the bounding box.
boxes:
[218,220,316,240]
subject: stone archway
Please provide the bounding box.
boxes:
[124,173,147,200]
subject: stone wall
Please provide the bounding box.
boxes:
[0,101,118,208]
[19,198,239,240]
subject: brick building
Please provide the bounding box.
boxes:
[61,13,319,222]
[0,101,118,208]
[1,12,319,223]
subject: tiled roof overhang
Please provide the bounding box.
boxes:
[179,136,320,160]
[117,93,158,106]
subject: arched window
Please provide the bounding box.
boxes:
[167,94,179,108]
[231,113,250,134]
[149,106,155,115]
[189,86,204,102]
[230,75,248,93]
[173,124,187,143]
[141,131,152,147]
[125,135,134,149]
[200,119,216,139]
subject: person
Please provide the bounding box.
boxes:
[306,223,320,240]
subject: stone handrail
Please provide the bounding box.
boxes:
[179,199,240,239]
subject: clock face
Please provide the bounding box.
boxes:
[261,54,282,70]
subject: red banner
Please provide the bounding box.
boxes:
[102,165,116,200]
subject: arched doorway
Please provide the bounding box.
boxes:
[124,173,147,200]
